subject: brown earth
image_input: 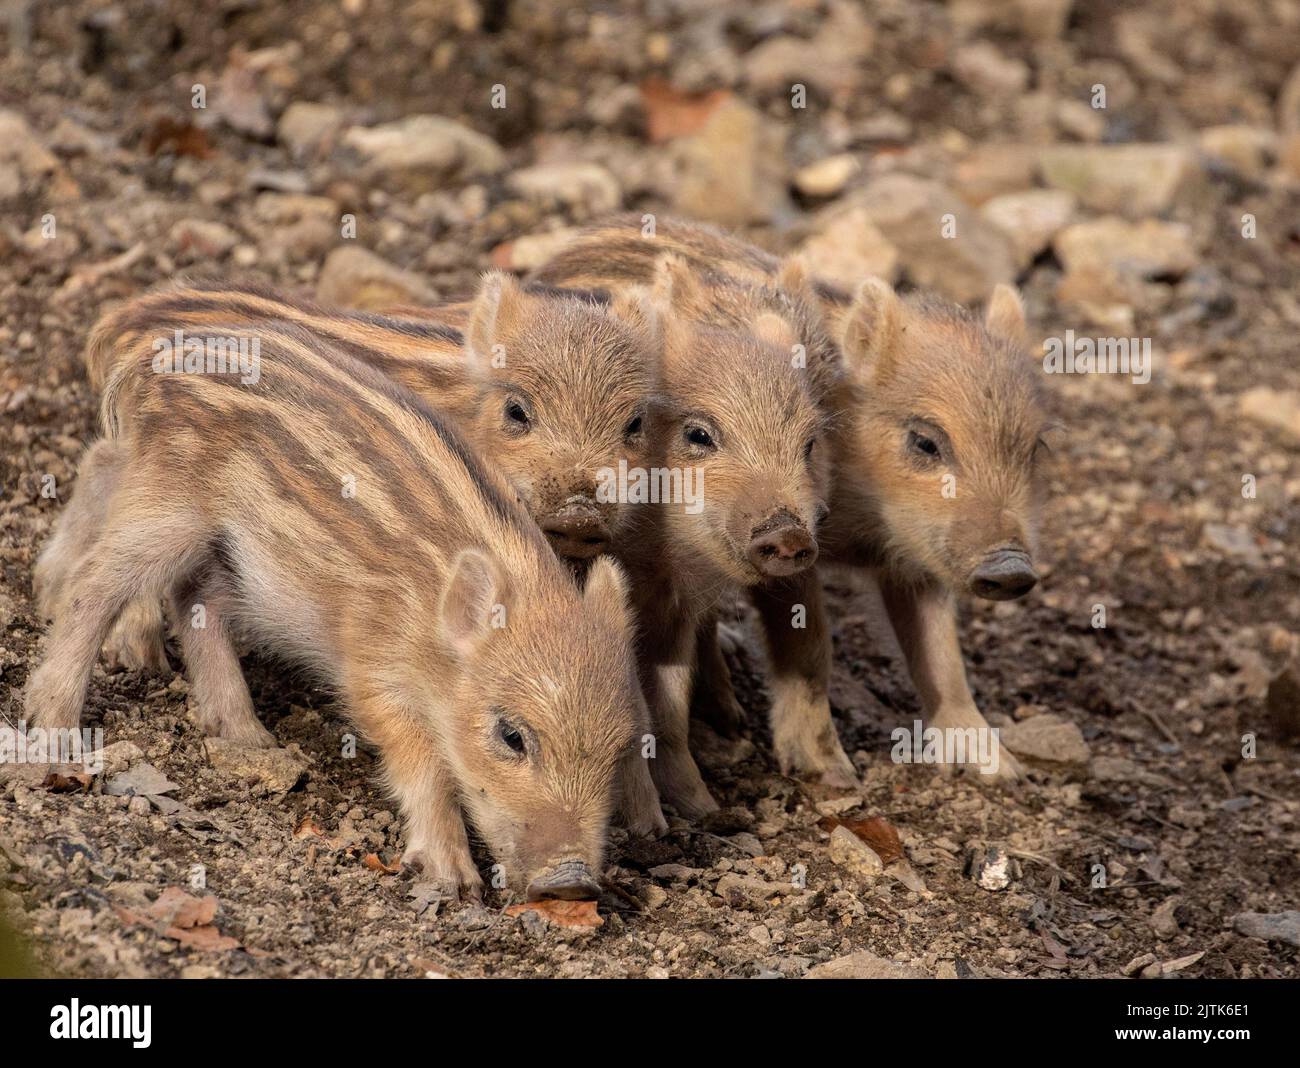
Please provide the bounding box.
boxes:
[0,0,1297,978]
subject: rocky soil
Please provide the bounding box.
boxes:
[1,0,1298,978]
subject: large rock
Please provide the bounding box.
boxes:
[1039,144,1195,217]
[828,825,885,881]
[204,738,308,795]
[999,713,1090,768]
[797,206,899,289]
[1054,217,1196,279]
[316,246,437,310]
[343,115,504,192]
[981,190,1074,269]
[847,173,1016,303]
[1232,910,1300,948]
[672,98,791,226]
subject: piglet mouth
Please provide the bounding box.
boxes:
[539,499,611,560]
[525,858,602,901]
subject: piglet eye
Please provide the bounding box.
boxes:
[504,399,530,429]
[497,720,526,755]
[804,438,816,461]
[686,426,714,448]
[908,431,940,459]
[624,413,643,438]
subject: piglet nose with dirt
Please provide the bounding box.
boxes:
[747,507,818,578]
[540,494,612,559]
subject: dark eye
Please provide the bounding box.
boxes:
[504,399,530,430]
[804,438,816,461]
[497,719,526,756]
[686,425,714,449]
[624,413,643,439]
[908,431,941,460]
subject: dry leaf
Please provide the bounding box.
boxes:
[363,852,401,875]
[293,817,326,839]
[41,770,92,793]
[639,78,730,143]
[165,924,241,952]
[505,899,603,930]
[817,815,905,865]
[147,886,218,929]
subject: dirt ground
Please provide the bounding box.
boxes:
[1,0,1298,978]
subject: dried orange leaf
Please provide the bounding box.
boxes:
[505,899,603,930]
[363,852,401,875]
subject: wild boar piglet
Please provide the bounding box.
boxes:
[29,318,647,900]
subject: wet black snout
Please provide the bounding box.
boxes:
[541,504,611,561]
[747,513,818,578]
[525,858,602,901]
[969,548,1038,601]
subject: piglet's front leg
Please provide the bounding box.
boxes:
[750,571,857,788]
[347,682,483,901]
[878,576,1022,784]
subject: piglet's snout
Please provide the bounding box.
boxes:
[747,510,818,578]
[525,857,602,901]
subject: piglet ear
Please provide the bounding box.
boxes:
[466,271,526,372]
[439,549,504,659]
[582,555,632,635]
[609,286,661,353]
[840,276,903,383]
[984,284,1028,348]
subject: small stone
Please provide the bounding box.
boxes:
[316,246,437,311]
[169,218,240,260]
[343,115,504,192]
[104,763,180,798]
[1198,125,1276,178]
[507,161,621,215]
[127,795,152,816]
[1200,522,1262,566]
[1232,910,1300,948]
[805,951,925,979]
[204,738,308,795]
[1039,144,1195,217]
[89,741,145,778]
[793,153,859,199]
[1000,713,1091,767]
[1150,896,1183,939]
[277,101,346,159]
[828,825,885,881]
[1238,387,1300,445]
[952,42,1030,97]
[965,845,1015,890]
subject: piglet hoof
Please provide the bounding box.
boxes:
[774,728,859,790]
[101,626,170,675]
[621,801,669,839]
[401,845,484,904]
[216,720,278,750]
[656,757,720,820]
